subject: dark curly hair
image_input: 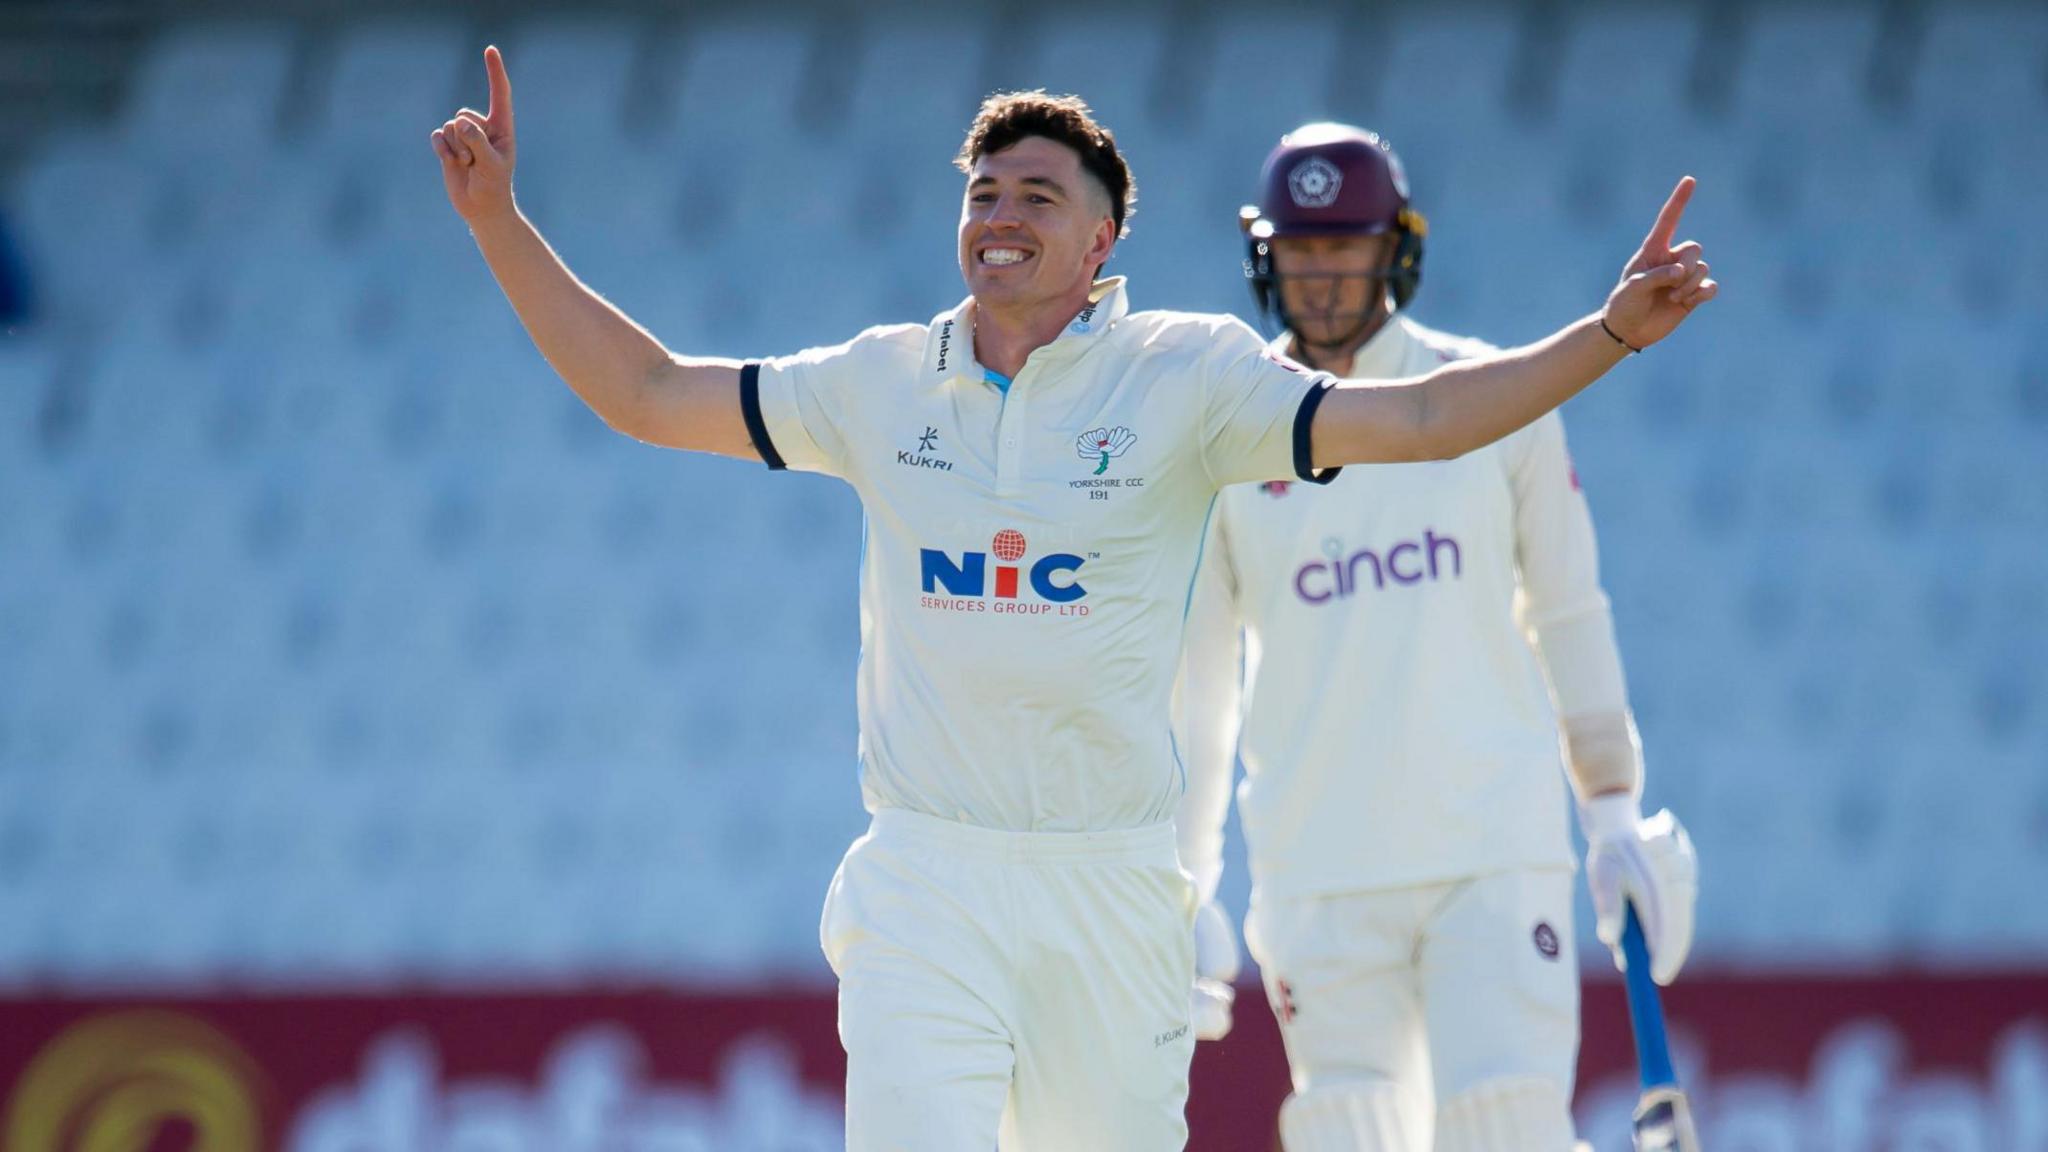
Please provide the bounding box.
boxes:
[954,90,1136,240]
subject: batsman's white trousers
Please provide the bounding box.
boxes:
[1248,867,1581,1145]
[821,808,1198,1152]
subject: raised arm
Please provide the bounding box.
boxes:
[1309,177,1716,467]
[431,46,755,459]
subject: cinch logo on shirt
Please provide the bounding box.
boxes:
[920,529,1090,615]
[1294,529,1462,604]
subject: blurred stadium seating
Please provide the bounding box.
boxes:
[1,0,2044,996]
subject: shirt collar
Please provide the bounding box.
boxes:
[1343,312,1416,379]
[1265,312,1415,380]
[923,297,977,380]
[922,277,1131,381]
[1059,276,1130,344]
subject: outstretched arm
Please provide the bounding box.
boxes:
[431,46,755,459]
[1309,177,1717,467]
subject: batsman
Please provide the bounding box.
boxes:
[1176,124,1704,1150]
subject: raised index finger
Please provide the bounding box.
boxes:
[484,45,514,133]
[1643,175,1695,257]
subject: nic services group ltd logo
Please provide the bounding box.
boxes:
[919,529,1091,617]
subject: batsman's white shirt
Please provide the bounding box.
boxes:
[745,278,1338,833]
[1178,313,1610,899]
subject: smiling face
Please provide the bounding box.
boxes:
[959,135,1118,316]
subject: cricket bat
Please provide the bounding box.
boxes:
[1620,902,1701,1152]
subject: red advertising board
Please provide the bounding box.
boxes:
[2,976,2043,1150]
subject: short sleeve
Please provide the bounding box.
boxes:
[1198,316,1343,489]
[743,328,907,478]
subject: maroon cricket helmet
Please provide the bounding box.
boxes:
[1240,122,1428,316]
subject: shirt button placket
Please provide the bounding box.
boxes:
[997,378,1028,494]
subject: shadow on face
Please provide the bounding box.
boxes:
[1272,233,1395,349]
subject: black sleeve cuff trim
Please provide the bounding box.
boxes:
[739,362,787,471]
[1292,380,1342,485]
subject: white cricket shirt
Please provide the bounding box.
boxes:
[1176,314,1615,898]
[743,278,1338,833]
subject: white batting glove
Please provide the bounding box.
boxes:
[1583,794,1698,986]
[1191,899,1241,1040]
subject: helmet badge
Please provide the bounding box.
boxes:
[1287,156,1343,208]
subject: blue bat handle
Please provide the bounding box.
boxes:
[1621,902,1677,1091]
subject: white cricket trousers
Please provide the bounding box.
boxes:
[821,808,1199,1152]
[1248,867,1582,1145]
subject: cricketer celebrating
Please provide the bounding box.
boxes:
[431,47,1715,1151]
[1174,124,1703,1151]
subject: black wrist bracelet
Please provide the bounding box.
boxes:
[1600,316,1642,354]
